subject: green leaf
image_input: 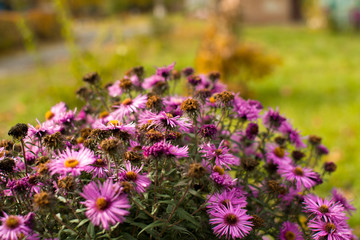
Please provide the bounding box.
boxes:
[120,233,138,240]
[137,220,164,237]
[170,225,197,239]
[75,219,89,229]
[176,208,200,228]
[188,189,204,199]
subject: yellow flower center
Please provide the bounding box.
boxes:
[209,96,216,103]
[293,167,304,176]
[96,197,109,210]
[45,111,54,120]
[273,147,285,158]
[107,120,121,127]
[166,113,173,118]
[126,171,137,181]
[99,111,109,119]
[319,204,329,213]
[5,216,20,229]
[325,223,336,233]
[122,98,133,106]
[213,166,225,175]
[285,231,296,240]
[64,158,79,168]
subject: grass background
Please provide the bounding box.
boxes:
[0,15,359,233]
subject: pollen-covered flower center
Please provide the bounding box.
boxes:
[273,147,285,158]
[122,98,133,106]
[96,197,109,210]
[325,223,336,233]
[319,205,329,213]
[126,171,137,181]
[215,149,223,156]
[225,213,238,225]
[166,113,173,118]
[213,166,225,175]
[284,231,296,240]
[99,111,109,119]
[95,159,106,167]
[64,158,79,168]
[45,110,54,120]
[293,167,304,176]
[5,216,20,229]
[107,120,121,127]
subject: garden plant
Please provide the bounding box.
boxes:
[0,63,357,239]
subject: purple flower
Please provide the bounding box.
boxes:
[308,219,352,240]
[80,179,130,230]
[263,107,286,130]
[143,75,166,90]
[207,188,247,209]
[303,194,346,222]
[279,122,306,148]
[200,140,239,169]
[143,141,188,159]
[112,95,147,119]
[28,119,60,138]
[155,62,175,78]
[139,111,192,132]
[234,97,262,121]
[199,124,217,138]
[332,189,356,215]
[0,213,31,240]
[86,158,112,179]
[245,123,259,140]
[49,148,95,176]
[210,166,237,188]
[316,144,329,156]
[265,144,292,165]
[279,221,304,240]
[209,204,253,240]
[95,119,136,135]
[182,67,194,76]
[278,164,318,190]
[118,161,151,194]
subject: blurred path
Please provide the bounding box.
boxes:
[0,19,150,78]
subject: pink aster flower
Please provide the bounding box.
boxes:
[234,96,262,122]
[49,148,95,176]
[263,107,286,130]
[0,147,5,161]
[308,219,352,240]
[279,122,306,148]
[107,80,123,97]
[86,157,112,179]
[112,95,147,118]
[200,140,239,169]
[303,194,346,222]
[28,119,61,138]
[143,75,166,89]
[332,188,356,215]
[143,141,188,159]
[265,143,292,165]
[209,204,253,240]
[155,62,175,78]
[278,164,318,190]
[80,179,130,230]
[210,167,237,188]
[118,161,151,194]
[139,111,192,132]
[0,213,31,240]
[207,188,247,209]
[95,119,136,135]
[279,221,304,240]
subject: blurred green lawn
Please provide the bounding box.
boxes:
[0,15,359,233]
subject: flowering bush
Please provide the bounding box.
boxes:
[0,63,357,240]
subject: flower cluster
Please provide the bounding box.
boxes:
[0,63,357,240]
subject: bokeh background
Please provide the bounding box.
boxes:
[0,0,359,234]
